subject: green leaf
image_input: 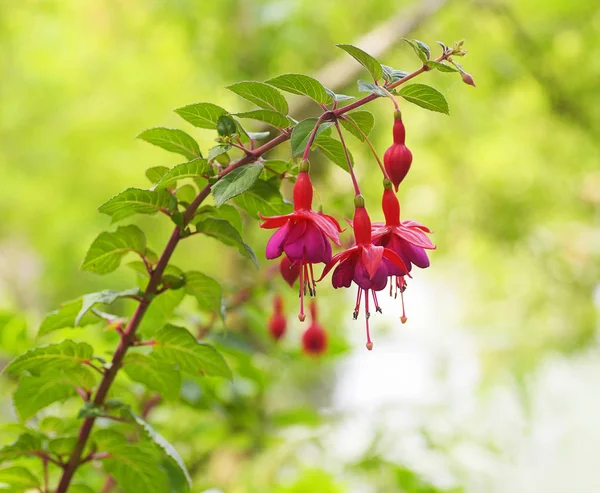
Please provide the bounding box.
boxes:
[69,485,96,493]
[403,38,430,63]
[0,434,42,463]
[153,324,232,379]
[261,159,291,180]
[265,74,331,105]
[290,118,334,157]
[14,368,96,421]
[357,80,386,97]
[233,179,292,219]
[145,166,170,185]
[154,158,211,189]
[314,135,353,172]
[426,60,458,72]
[227,81,289,114]
[246,130,270,141]
[381,65,409,83]
[38,299,100,337]
[336,44,383,81]
[211,163,264,206]
[184,272,223,315]
[235,110,291,129]
[325,88,354,102]
[99,188,176,223]
[195,204,243,233]
[174,102,226,129]
[76,288,142,326]
[137,127,201,161]
[175,184,197,204]
[3,340,93,376]
[398,83,449,114]
[340,111,375,142]
[194,218,257,266]
[81,225,147,275]
[217,115,237,137]
[0,466,40,489]
[132,415,192,487]
[123,353,181,401]
[49,437,78,457]
[137,289,185,336]
[207,145,231,162]
[95,430,169,493]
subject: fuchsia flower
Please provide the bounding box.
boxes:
[319,196,410,350]
[371,181,435,322]
[260,160,342,321]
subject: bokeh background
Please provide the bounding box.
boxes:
[1,0,600,492]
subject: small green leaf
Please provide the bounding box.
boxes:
[211,163,264,206]
[265,74,331,105]
[261,159,291,180]
[137,289,185,336]
[14,368,96,421]
[123,353,181,401]
[145,166,170,185]
[217,115,238,137]
[174,102,226,129]
[227,81,289,114]
[49,437,78,457]
[398,83,449,114]
[290,118,334,157]
[0,466,40,489]
[314,135,353,172]
[154,158,211,189]
[207,145,231,162]
[153,324,232,379]
[95,430,169,493]
[194,218,257,266]
[76,288,142,326]
[99,188,176,223]
[3,340,94,376]
[403,38,429,63]
[137,127,201,161]
[357,80,387,97]
[247,131,270,141]
[340,111,375,142]
[0,434,42,463]
[38,299,100,337]
[235,110,291,129]
[184,272,223,315]
[233,179,292,219]
[81,225,147,275]
[381,65,409,83]
[336,44,383,81]
[175,184,197,204]
[426,60,458,72]
[325,88,354,102]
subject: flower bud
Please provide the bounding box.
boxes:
[301,323,327,355]
[461,71,476,87]
[268,295,287,340]
[384,115,413,191]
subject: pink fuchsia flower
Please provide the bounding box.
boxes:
[319,196,410,350]
[371,181,435,322]
[260,160,342,321]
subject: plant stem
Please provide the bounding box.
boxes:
[379,85,399,111]
[339,116,389,180]
[54,55,438,491]
[301,112,331,161]
[333,122,360,196]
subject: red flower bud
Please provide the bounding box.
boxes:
[280,256,301,287]
[293,170,313,211]
[301,301,327,355]
[461,71,476,87]
[384,115,413,191]
[268,295,287,340]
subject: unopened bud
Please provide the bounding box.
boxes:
[461,71,476,87]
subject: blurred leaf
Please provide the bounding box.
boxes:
[0,434,42,463]
[0,466,40,489]
[69,485,96,493]
[233,179,292,218]
[3,340,93,376]
[175,102,226,129]
[48,437,78,457]
[340,111,375,141]
[381,65,409,83]
[194,217,257,266]
[145,166,170,185]
[266,74,331,104]
[336,44,383,81]
[195,204,243,233]
[99,188,177,223]
[153,324,232,379]
[325,88,354,102]
[137,289,185,336]
[398,84,449,114]
[227,81,289,114]
[38,299,100,338]
[123,353,181,401]
[137,127,201,161]
[216,115,237,137]
[212,163,264,206]
[290,118,334,156]
[314,135,353,172]
[357,80,386,97]
[76,288,141,325]
[184,272,223,315]
[154,158,211,189]
[81,225,147,275]
[235,110,291,129]
[175,184,197,204]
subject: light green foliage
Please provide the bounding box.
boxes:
[233,179,293,218]
[184,272,223,315]
[227,81,289,114]
[211,163,264,206]
[291,118,334,156]
[137,127,202,161]
[81,225,147,274]
[99,187,177,222]
[235,110,291,129]
[315,135,353,172]
[340,111,375,141]
[123,353,181,401]
[4,340,94,376]
[397,83,449,114]
[194,217,258,265]
[266,74,332,104]
[153,158,212,189]
[336,44,383,81]
[175,102,227,129]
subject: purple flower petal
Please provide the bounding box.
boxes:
[405,243,430,269]
[332,257,355,288]
[265,220,291,259]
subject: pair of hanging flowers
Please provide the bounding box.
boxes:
[261,110,435,352]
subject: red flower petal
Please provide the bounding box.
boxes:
[360,244,384,279]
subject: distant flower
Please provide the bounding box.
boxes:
[301,301,327,355]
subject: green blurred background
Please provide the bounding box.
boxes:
[1,0,599,491]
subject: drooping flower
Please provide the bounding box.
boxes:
[383,111,413,191]
[301,301,327,355]
[261,160,342,321]
[371,181,435,322]
[319,196,410,350]
[279,256,300,287]
[268,295,287,340]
